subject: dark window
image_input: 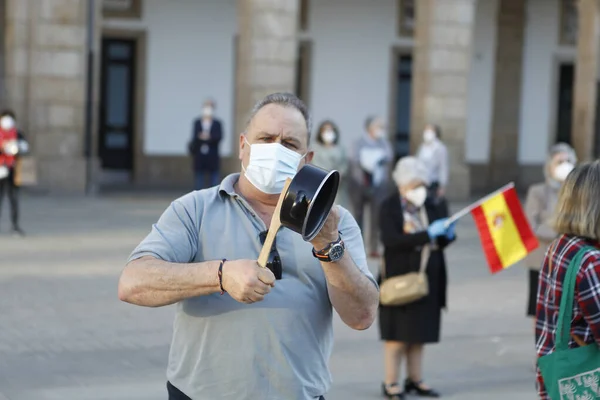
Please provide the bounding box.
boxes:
[555,63,574,145]
[398,0,416,37]
[98,38,137,171]
[559,0,578,46]
[394,54,413,161]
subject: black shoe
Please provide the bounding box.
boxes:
[381,382,405,399]
[404,379,440,397]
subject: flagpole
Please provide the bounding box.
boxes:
[444,182,515,227]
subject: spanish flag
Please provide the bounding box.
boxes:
[470,183,539,274]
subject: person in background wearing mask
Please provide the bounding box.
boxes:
[524,143,576,321]
[188,99,223,190]
[0,110,28,236]
[312,120,349,207]
[118,93,379,400]
[416,124,448,212]
[349,116,394,258]
[378,156,456,399]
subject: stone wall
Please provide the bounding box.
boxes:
[3,0,97,193]
[411,0,476,200]
[4,0,31,129]
[571,0,600,162]
[487,0,526,189]
[226,0,299,172]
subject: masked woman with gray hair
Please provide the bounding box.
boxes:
[378,156,456,399]
[524,143,577,319]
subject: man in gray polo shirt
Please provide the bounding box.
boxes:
[118,92,379,400]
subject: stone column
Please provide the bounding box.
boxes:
[230,0,298,163]
[488,0,526,188]
[571,0,600,162]
[3,0,32,126]
[4,0,96,193]
[411,0,476,200]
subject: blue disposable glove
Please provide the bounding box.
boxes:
[427,218,448,239]
[446,222,457,240]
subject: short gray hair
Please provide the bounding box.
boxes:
[364,115,378,130]
[544,142,578,179]
[549,142,577,164]
[203,98,216,108]
[245,92,313,144]
[392,156,430,187]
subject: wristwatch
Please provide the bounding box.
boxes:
[312,235,345,263]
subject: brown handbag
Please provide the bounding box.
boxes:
[379,244,430,306]
[380,206,431,306]
[13,156,37,187]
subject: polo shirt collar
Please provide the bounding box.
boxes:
[218,173,242,199]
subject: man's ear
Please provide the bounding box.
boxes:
[305,150,314,164]
[238,134,245,160]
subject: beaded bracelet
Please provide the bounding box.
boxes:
[218,259,227,295]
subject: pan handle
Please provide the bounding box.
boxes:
[289,191,308,220]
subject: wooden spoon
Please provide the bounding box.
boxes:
[257,178,292,268]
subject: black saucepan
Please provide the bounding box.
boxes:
[280,164,340,241]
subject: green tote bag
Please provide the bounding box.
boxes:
[538,246,600,400]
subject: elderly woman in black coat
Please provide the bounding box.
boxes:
[379,156,456,399]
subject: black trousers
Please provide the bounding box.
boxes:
[0,169,19,229]
[167,381,325,400]
[427,181,449,217]
[527,269,539,317]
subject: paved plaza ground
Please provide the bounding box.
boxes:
[0,192,538,400]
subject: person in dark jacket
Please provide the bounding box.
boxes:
[0,109,29,236]
[378,156,456,399]
[188,99,223,190]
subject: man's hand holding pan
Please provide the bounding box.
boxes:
[221,259,276,304]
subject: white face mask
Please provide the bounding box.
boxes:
[553,162,574,182]
[405,186,427,207]
[0,116,15,131]
[242,139,305,194]
[202,107,213,118]
[321,130,336,144]
[374,128,385,139]
[423,129,436,143]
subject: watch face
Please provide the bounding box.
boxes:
[329,244,344,261]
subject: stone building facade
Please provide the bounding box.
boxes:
[0,0,597,200]
[3,0,98,193]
